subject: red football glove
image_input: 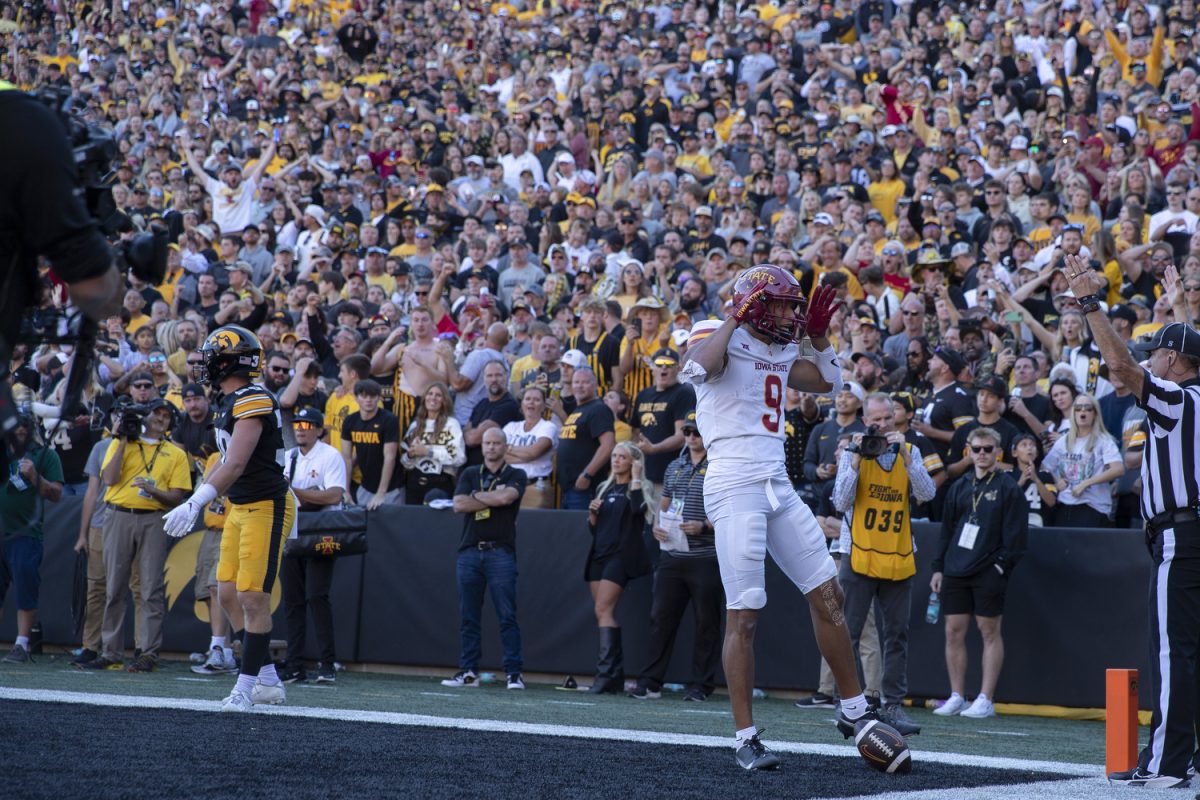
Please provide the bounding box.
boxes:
[732,278,769,325]
[804,284,839,339]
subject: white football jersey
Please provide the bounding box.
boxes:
[681,323,795,490]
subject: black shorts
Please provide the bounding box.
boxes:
[585,555,628,586]
[941,565,1008,618]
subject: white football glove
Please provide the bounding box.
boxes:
[163,484,217,538]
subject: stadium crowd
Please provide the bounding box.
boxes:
[5,0,1200,673]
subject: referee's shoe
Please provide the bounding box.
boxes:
[1107,766,1189,789]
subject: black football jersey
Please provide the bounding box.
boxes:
[216,384,289,504]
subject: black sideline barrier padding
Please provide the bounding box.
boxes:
[2,499,1153,709]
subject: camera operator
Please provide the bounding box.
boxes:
[0,86,124,336]
[81,400,191,671]
[280,408,348,684]
[0,416,64,663]
[832,392,938,737]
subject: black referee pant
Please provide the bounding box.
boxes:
[636,553,724,696]
[1139,522,1200,778]
[281,554,337,671]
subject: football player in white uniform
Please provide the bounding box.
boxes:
[681,264,877,770]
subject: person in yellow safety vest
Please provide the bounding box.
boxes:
[832,391,937,737]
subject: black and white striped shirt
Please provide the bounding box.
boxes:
[1136,370,1200,519]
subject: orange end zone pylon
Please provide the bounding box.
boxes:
[1105,669,1138,775]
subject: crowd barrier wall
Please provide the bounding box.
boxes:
[2,500,1152,709]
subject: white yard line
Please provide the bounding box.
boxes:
[0,687,1100,779]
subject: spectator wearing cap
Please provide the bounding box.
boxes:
[631,348,696,496]
[173,383,217,478]
[0,417,64,664]
[620,297,674,401]
[944,376,1023,482]
[802,381,867,502]
[687,206,727,261]
[630,410,722,702]
[178,128,277,238]
[238,224,273,282]
[851,349,888,394]
[912,347,975,465]
[497,238,546,305]
[281,406,349,684]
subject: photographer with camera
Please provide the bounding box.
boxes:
[832,392,937,737]
[81,400,191,672]
[0,416,64,663]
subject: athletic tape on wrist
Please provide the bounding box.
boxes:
[813,346,841,385]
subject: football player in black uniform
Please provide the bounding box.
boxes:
[164,324,296,712]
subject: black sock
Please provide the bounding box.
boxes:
[240,631,270,677]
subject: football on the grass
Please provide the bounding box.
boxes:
[855,719,912,774]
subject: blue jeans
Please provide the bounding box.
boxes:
[456,547,522,674]
[560,488,593,510]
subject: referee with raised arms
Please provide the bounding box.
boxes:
[1063,255,1200,789]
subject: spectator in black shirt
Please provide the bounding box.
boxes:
[584,442,650,694]
[913,346,974,462]
[557,368,616,510]
[930,426,1028,720]
[443,429,527,690]
[944,376,1022,481]
[784,389,824,497]
[463,361,521,466]
[631,349,695,492]
[340,379,401,509]
[173,383,217,481]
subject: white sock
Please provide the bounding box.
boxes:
[975,693,989,701]
[234,673,257,696]
[735,725,758,748]
[210,636,226,650]
[947,692,963,701]
[14,636,29,649]
[258,663,279,685]
[840,694,868,719]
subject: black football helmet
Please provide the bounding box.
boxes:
[199,324,262,385]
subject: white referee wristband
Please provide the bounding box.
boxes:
[812,346,842,385]
[190,483,218,509]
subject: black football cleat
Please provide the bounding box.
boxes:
[735,729,782,771]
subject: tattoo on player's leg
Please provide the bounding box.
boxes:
[821,581,844,626]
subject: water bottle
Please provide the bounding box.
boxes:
[29,623,43,655]
[925,592,941,624]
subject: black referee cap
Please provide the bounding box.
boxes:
[1131,322,1200,358]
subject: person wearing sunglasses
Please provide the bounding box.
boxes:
[930,426,1029,721]
[1039,393,1123,528]
[279,407,348,685]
